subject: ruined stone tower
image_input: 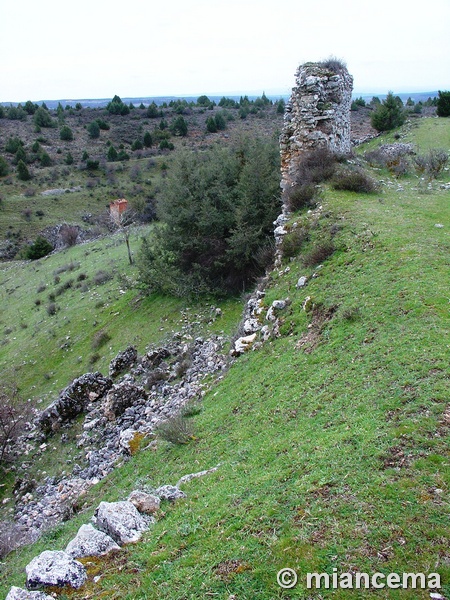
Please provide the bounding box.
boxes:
[279,61,353,196]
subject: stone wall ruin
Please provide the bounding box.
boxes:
[279,61,353,197]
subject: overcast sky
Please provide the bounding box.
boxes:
[1,0,449,102]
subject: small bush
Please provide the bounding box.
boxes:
[281,227,310,258]
[285,147,338,213]
[25,236,53,259]
[143,131,153,147]
[107,145,118,161]
[319,56,347,73]
[17,160,31,181]
[96,118,110,130]
[155,414,194,445]
[93,270,112,285]
[55,279,74,296]
[0,156,9,177]
[5,137,24,154]
[92,329,111,350]
[302,241,335,267]
[413,148,449,180]
[87,121,100,139]
[159,139,174,151]
[39,151,51,167]
[385,157,410,177]
[301,147,337,183]
[286,183,320,212]
[34,106,54,128]
[47,302,57,315]
[331,167,379,193]
[54,261,80,275]
[86,160,99,171]
[117,150,130,161]
[132,139,144,151]
[206,116,218,133]
[181,400,203,418]
[21,208,32,221]
[59,224,79,246]
[340,306,361,321]
[289,148,337,210]
[60,125,74,141]
[89,353,100,365]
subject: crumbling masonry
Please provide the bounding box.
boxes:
[279,61,353,198]
[273,61,353,265]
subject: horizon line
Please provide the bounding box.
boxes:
[0,88,443,105]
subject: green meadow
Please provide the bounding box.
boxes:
[0,117,449,599]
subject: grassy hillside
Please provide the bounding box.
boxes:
[0,118,449,599]
[0,230,242,404]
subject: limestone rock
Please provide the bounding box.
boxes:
[266,299,289,322]
[128,490,161,514]
[231,334,257,356]
[272,299,288,310]
[65,523,120,558]
[142,347,171,369]
[243,318,260,335]
[155,485,187,502]
[103,381,148,420]
[119,428,139,454]
[378,143,415,158]
[6,588,54,600]
[26,550,86,590]
[38,372,112,435]
[296,276,308,288]
[93,500,151,545]
[109,346,138,378]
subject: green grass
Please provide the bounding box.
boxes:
[0,230,242,404]
[0,118,449,599]
[0,155,167,253]
[357,114,450,154]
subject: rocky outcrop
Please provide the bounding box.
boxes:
[128,490,161,514]
[103,381,148,420]
[93,500,152,545]
[6,588,54,600]
[12,332,228,545]
[109,346,138,378]
[7,470,220,599]
[37,372,112,435]
[65,523,120,558]
[154,485,187,502]
[25,550,86,590]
